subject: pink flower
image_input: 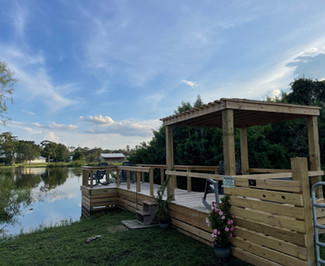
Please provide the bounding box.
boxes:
[219,211,223,216]
[227,220,232,225]
[230,233,233,238]
[225,227,229,232]
[211,233,216,238]
[217,231,220,235]
[232,215,235,218]
[230,226,234,232]
[221,216,225,220]
[213,229,217,234]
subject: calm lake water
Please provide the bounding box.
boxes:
[0,167,82,237]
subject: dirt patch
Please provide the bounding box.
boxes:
[107,225,128,234]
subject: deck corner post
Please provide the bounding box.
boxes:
[82,169,88,186]
[136,172,141,192]
[307,116,322,197]
[291,157,316,265]
[127,171,131,189]
[149,168,154,196]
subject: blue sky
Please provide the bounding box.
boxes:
[1,1,325,150]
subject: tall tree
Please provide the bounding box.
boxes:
[16,140,41,163]
[41,140,57,162]
[0,59,18,124]
[0,132,18,165]
[56,143,70,162]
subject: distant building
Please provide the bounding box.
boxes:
[30,156,47,164]
[99,153,125,164]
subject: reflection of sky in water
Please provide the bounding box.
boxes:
[0,168,82,236]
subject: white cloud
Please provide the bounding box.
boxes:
[182,80,198,88]
[80,115,114,125]
[44,131,60,143]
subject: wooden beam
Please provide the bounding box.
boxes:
[291,157,315,265]
[166,125,175,200]
[222,109,236,175]
[239,127,249,175]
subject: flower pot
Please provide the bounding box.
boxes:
[159,219,171,229]
[213,242,231,263]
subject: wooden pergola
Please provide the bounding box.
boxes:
[160,98,322,199]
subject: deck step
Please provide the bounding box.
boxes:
[136,200,159,226]
[136,210,151,216]
[142,200,158,206]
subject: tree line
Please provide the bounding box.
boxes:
[0,133,131,166]
[129,78,325,171]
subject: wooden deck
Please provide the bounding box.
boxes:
[81,181,217,247]
[81,182,216,214]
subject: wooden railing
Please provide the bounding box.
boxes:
[82,164,220,197]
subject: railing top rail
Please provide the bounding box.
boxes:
[82,166,117,170]
[166,170,324,180]
[135,164,219,171]
[117,166,151,173]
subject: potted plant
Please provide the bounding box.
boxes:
[206,195,234,262]
[154,177,171,229]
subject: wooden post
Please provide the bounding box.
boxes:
[187,167,192,192]
[222,109,236,176]
[136,172,141,192]
[127,171,130,189]
[116,169,120,187]
[240,127,249,175]
[90,170,93,189]
[141,172,144,183]
[307,116,322,197]
[166,125,175,200]
[149,169,154,196]
[160,168,165,184]
[291,157,315,265]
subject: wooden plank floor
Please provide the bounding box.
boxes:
[83,181,217,213]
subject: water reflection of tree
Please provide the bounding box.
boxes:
[40,168,69,191]
[0,174,32,224]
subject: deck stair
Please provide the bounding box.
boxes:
[136,200,158,226]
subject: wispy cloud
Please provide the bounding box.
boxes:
[182,80,198,88]
[22,109,35,116]
[80,115,160,136]
[32,122,78,130]
[0,45,80,111]
[10,1,29,40]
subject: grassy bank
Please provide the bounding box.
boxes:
[0,210,250,265]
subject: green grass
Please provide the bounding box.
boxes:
[0,210,251,266]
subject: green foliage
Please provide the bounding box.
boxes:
[0,59,18,124]
[154,177,171,222]
[130,79,325,176]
